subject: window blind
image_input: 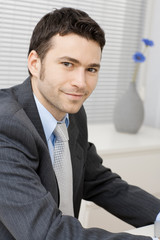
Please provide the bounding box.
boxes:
[0,0,148,123]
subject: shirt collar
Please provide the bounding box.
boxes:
[34,95,69,142]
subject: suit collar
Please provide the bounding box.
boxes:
[16,77,80,151]
[13,77,60,204]
[15,77,47,145]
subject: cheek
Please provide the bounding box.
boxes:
[37,77,54,97]
[88,78,98,92]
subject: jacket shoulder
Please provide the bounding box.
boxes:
[0,89,21,117]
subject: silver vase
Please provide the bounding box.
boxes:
[113,81,144,134]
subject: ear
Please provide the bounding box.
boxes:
[28,50,41,77]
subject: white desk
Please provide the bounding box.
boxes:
[126,225,154,237]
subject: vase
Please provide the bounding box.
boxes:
[113,81,144,134]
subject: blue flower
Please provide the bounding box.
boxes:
[133,52,146,63]
[142,38,154,46]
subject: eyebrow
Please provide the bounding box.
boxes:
[57,56,101,69]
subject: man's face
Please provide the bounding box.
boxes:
[30,33,101,121]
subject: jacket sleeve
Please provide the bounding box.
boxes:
[76,106,160,228]
[83,141,160,228]
[0,114,153,240]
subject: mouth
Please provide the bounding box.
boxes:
[64,92,84,100]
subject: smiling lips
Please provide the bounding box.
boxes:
[64,92,85,100]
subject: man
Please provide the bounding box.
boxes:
[0,7,159,240]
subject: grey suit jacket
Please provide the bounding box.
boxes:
[0,77,160,240]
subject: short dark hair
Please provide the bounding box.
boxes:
[28,7,105,62]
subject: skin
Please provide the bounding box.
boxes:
[28,33,102,121]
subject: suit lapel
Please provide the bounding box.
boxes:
[14,77,59,204]
[68,114,84,213]
[68,115,79,188]
[15,77,47,144]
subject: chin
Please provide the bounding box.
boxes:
[67,106,82,114]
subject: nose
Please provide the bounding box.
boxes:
[71,68,86,89]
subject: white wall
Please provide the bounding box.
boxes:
[144,0,160,128]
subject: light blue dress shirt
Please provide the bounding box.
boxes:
[34,95,69,165]
[34,95,159,239]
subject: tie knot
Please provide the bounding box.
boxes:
[54,123,69,142]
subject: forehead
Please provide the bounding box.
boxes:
[48,33,102,63]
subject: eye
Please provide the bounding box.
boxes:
[87,68,97,73]
[62,62,73,67]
